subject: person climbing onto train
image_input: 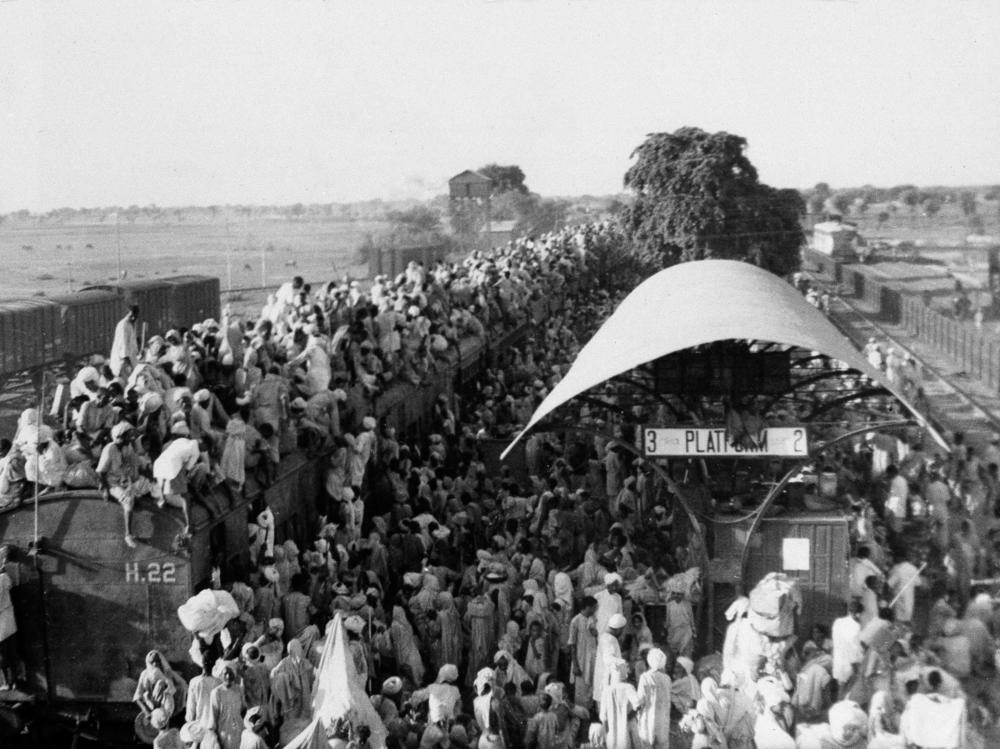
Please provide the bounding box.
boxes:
[97,421,161,548]
[152,421,202,534]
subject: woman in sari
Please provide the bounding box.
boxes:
[436,592,464,671]
[134,650,186,719]
[270,639,313,721]
[389,605,425,686]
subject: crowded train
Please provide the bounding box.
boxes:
[0,221,997,749]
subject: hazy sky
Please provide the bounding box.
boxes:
[2,1,998,212]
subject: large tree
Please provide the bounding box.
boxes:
[621,127,803,276]
[478,164,529,195]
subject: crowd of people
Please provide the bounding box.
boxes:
[0,222,999,749]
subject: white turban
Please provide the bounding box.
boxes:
[608,613,627,630]
[646,648,668,672]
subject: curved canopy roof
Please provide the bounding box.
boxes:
[503,259,941,457]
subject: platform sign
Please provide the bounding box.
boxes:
[642,427,808,458]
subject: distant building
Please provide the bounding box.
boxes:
[811,219,859,259]
[448,170,493,200]
[481,219,518,245]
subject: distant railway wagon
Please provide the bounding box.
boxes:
[0,275,221,382]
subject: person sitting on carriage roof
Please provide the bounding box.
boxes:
[97,421,161,549]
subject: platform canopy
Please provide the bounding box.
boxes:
[503,259,942,458]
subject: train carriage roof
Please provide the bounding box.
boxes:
[503,259,943,457]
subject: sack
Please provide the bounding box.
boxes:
[748,572,802,638]
[63,461,99,488]
[177,589,239,637]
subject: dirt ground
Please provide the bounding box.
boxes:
[0,217,380,300]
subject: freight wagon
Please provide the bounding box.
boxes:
[0,276,221,383]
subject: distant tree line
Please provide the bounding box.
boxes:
[801,182,1000,231]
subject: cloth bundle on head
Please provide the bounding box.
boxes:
[177,589,240,638]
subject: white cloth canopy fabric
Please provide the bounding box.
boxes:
[503,259,941,458]
[283,613,388,749]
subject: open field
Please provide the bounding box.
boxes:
[0,218,390,300]
[823,200,1000,246]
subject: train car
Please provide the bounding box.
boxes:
[0,299,63,381]
[0,494,191,705]
[49,289,122,363]
[162,276,221,331]
[0,275,221,381]
[0,451,328,717]
[112,280,174,338]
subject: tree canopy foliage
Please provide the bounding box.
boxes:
[478,164,529,195]
[621,127,803,277]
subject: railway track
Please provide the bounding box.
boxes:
[805,271,1000,447]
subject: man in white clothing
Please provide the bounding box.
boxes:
[152,423,202,533]
[594,572,623,634]
[849,546,883,599]
[831,601,863,697]
[887,552,921,626]
[592,613,626,707]
[109,305,140,377]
